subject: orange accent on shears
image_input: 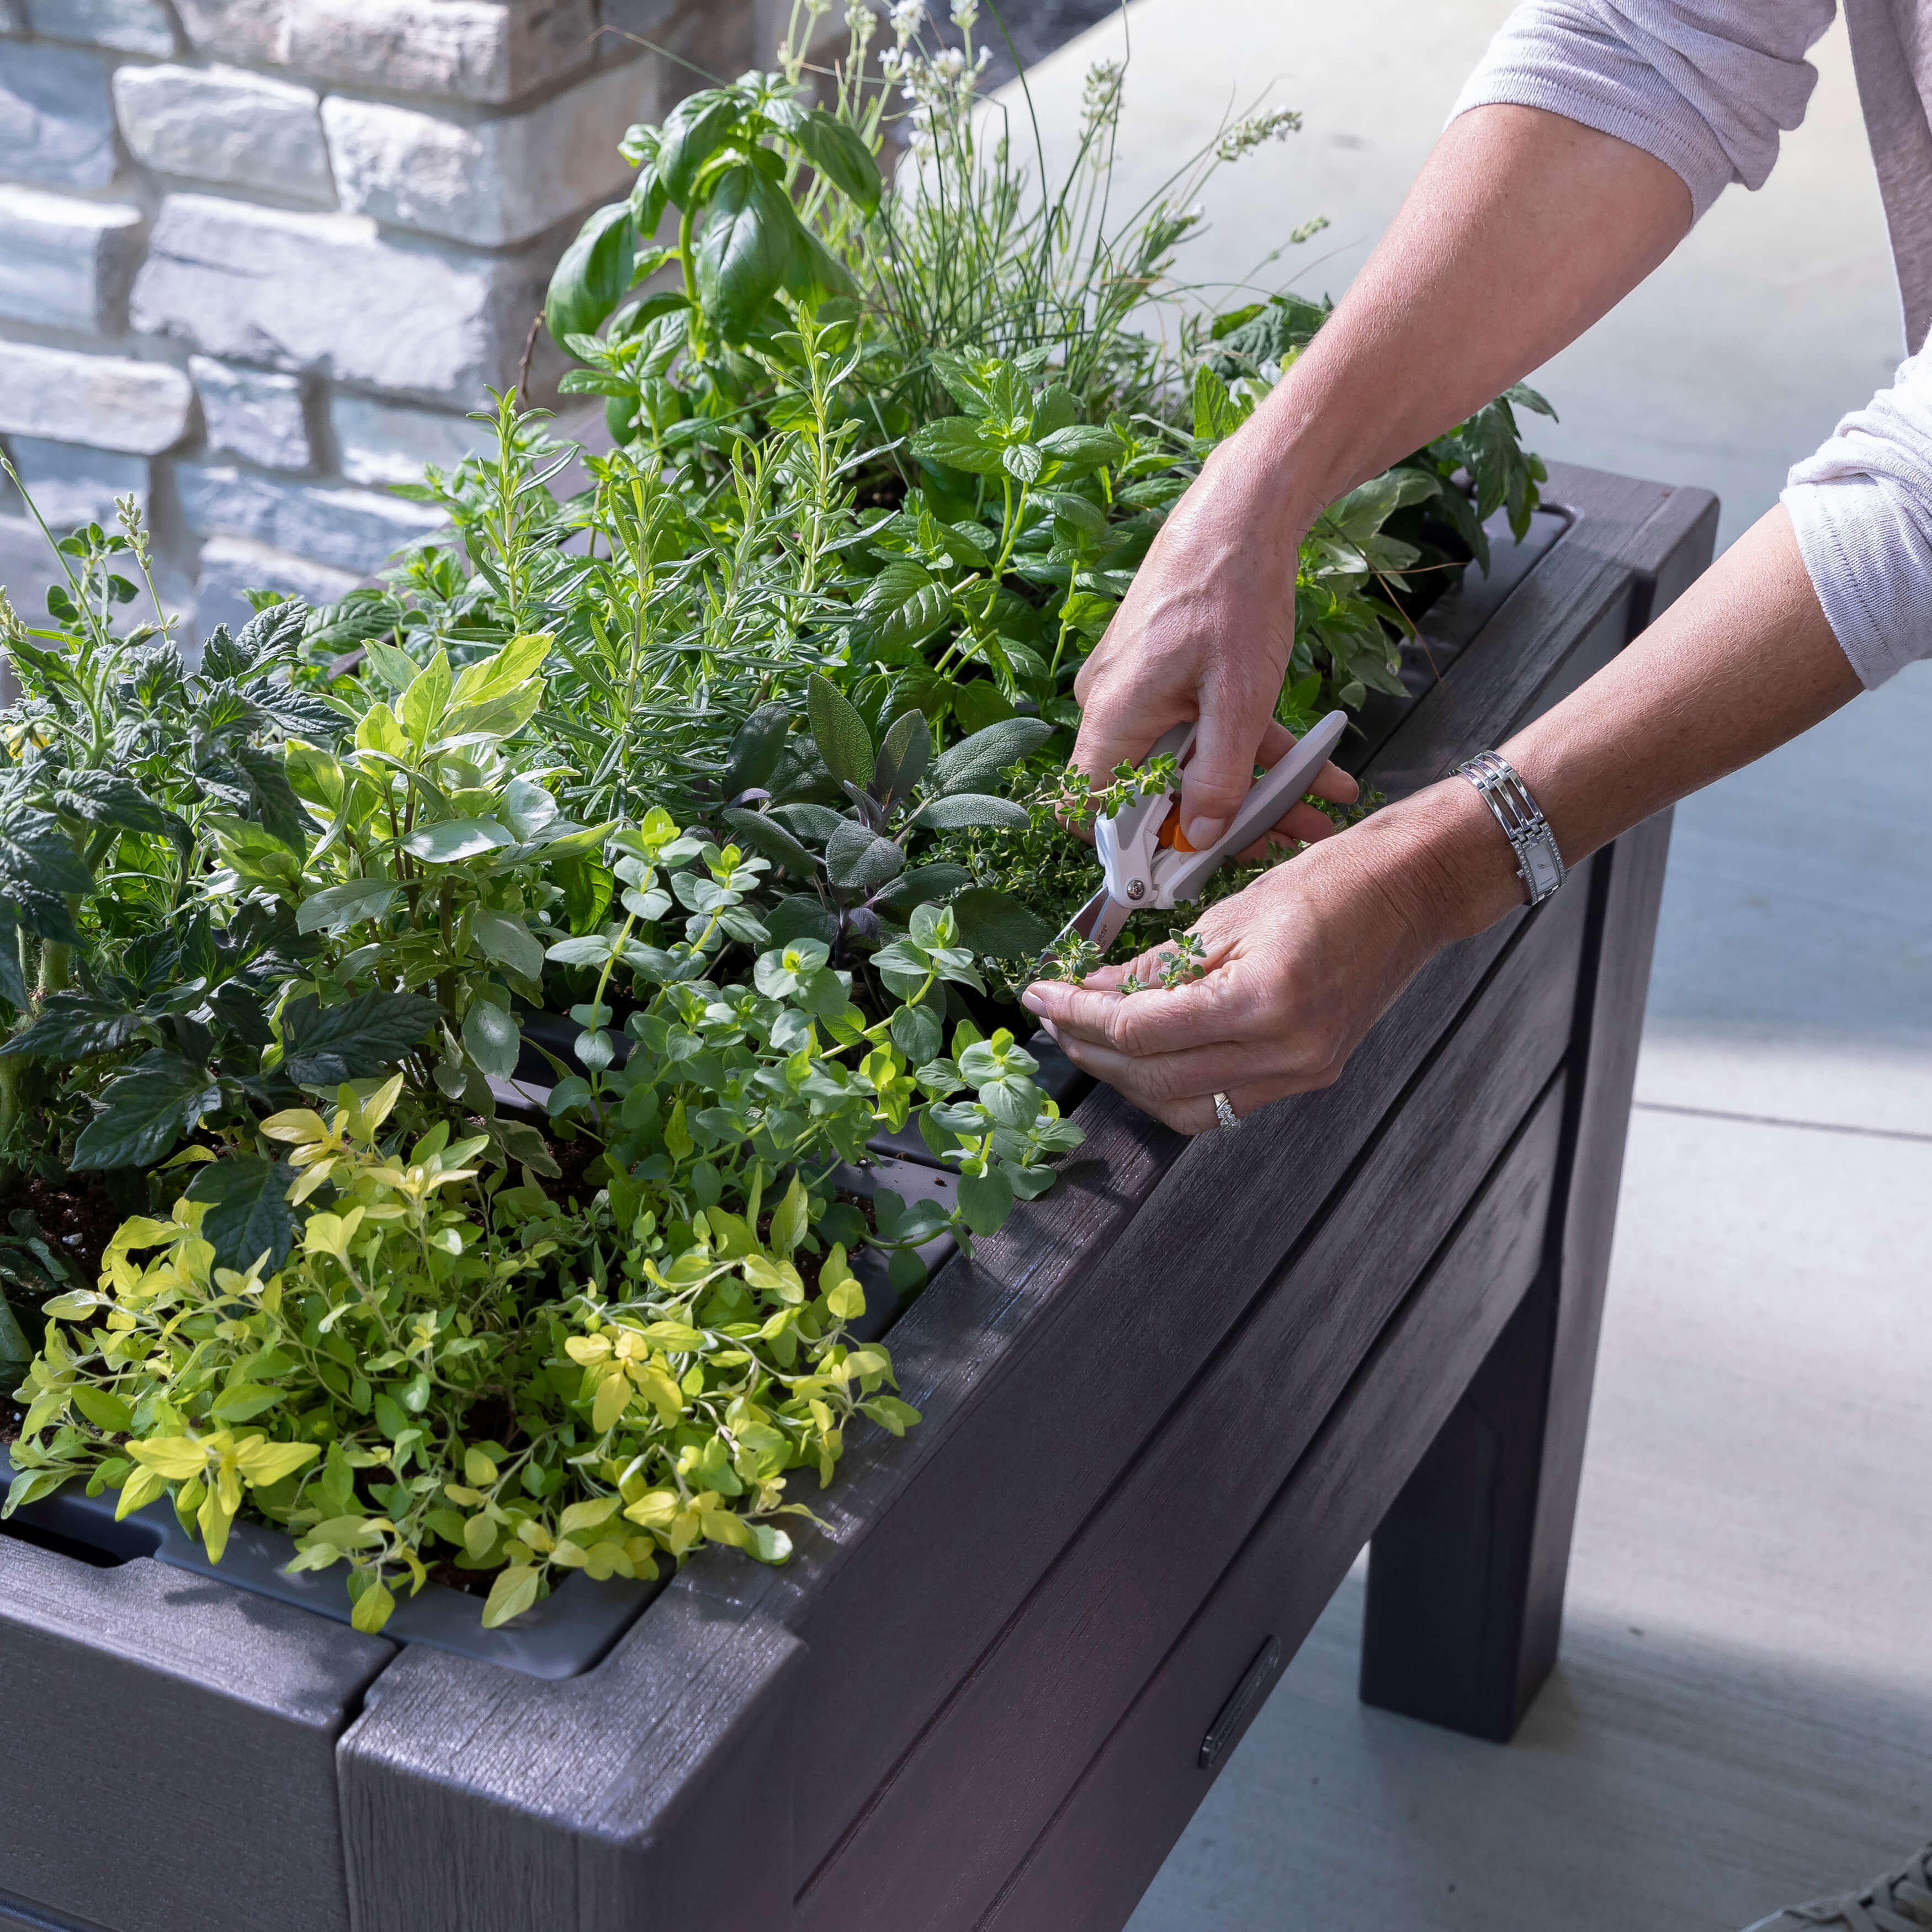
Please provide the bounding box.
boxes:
[1154,798,1197,853]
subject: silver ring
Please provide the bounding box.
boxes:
[1213,1092,1239,1130]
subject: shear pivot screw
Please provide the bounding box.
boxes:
[1127,879,1145,901]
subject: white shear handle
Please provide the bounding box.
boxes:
[1158,709,1350,905]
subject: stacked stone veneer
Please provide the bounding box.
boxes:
[0,0,810,642]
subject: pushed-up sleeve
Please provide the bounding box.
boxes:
[1786,352,1932,688]
[1451,0,1835,220]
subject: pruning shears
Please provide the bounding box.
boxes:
[1051,709,1350,962]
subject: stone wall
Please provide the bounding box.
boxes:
[0,0,812,641]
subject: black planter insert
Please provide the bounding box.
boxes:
[0,464,1716,1932]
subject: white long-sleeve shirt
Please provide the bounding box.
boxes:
[1454,0,1932,687]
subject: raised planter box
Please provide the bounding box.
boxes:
[0,461,1716,1932]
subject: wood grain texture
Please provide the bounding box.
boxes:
[0,1885,117,1932]
[793,874,1587,1932]
[338,1579,803,1932]
[1358,471,1711,1742]
[0,1544,392,1932]
[981,1074,1572,1932]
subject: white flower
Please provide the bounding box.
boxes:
[935,44,966,79]
[950,0,979,28]
[846,1,878,46]
[890,0,924,41]
[1216,105,1303,162]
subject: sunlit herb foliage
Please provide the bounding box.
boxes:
[0,2,1549,1630]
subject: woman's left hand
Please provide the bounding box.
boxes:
[1021,787,1508,1132]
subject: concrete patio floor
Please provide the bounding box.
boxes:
[983,3,1932,1925]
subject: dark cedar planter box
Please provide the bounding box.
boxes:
[0,461,1716,1932]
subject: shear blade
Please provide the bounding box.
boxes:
[1057,886,1133,963]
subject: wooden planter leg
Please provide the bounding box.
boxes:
[1357,812,1674,1742]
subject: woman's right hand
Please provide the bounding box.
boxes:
[1070,437,1351,854]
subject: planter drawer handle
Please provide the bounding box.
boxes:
[1199,1635,1282,1770]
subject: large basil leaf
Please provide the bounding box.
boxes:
[546,200,636,345]
[696,165,800,340]
[657,88,746,203]
[910,416,1004,476]
[792,109,882,213]
[861,562,952,656]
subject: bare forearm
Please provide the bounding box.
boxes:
[1382,505,1861,943]
[1218,104,1692,523]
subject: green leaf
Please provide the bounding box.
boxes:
[805,673,873,790]
[0,805,91,944]
[1192,365,1248,443]
[296,878,398,938]
[948,888,1055,960]
[70,1384,133,1432]
[932,715,1054,794]
[657,88,746,201]
[825,820,904,891]
[696,164,800,339]
[907,793,1028,832]
[890,1002,942,1064]
[279,991,439,1086]
[51,769,189,846]
[868,862,971,915]
[726,702,793,794]
[187,1154,299,1273]
[546,200,636,345]
[765,895,838,946]
[462,999,521,1081]
[872,709,930,805]
[71,1051,220,1171]
[482,1563,542,1628]
[926,350,994,417]
[958,1164,1015,1237]
[911,416,1004,476]
[1037,424,1126,475]
[769,1175,808,1255]
[1001,442,1044,484]
[471,907,545,982]
[950,679,1015,734]
[722,806,816,878]
[0,991,145,1061]
[792,108,882,211]
[1504,380,1557,419]
[401,818,513,864]
[351,1578,396,1634]
[866,562,953,658]
[0,1288,29,1373]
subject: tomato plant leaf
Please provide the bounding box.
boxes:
[187,1154,300,1273]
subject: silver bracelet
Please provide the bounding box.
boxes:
[1457,751,1565,906]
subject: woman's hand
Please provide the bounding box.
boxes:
[1071,437,1318,853]
[1022,784,1516,1133]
